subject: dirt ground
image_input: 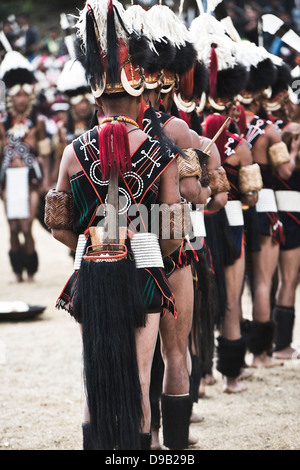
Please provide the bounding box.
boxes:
[0,201,299,451]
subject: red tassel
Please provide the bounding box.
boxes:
[107,0,113,12]
[209,45,218,98]
[99,122,132,180]
[204,113,227,164]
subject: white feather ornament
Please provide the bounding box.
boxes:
[0,51,33,79]
[75,0,130,56]
[57,59,89,93]
[190,14,236,70]
[146,4,191,47]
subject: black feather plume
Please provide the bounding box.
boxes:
[193,61,209,99]
[216,63,248,98]
[128,31,151,69]
[271,62,292,97]
[145,38,176,74]
[167,42,197,76]
[85,8,104,90]
[2,68,36,88]
[106,0,119,86]
[247,58,278,92]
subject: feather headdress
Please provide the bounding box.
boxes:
[189,8,247,111]
[75,0,149,97]
[57,59,92,98]
[0,51,36,91]
[233,41,279,100]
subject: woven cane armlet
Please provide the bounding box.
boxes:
[44,189,73,230]
[238,163,263,194]
[268,141,290,167]
[208,167,230,196]
[177,148,202,180]
[159,202,191,239]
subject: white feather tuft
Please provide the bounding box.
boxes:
[124,4,161,43]
[233,41,269,69]
[75,0,131,55]
[190,13,236,70]
[0,51,33,79]
[146,4,191,47]
[57,59,89,92]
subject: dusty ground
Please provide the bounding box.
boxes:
[0,201,299,451]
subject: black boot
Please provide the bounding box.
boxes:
[190,355,202,404]
[24,251,38,278]
[272,305,295,352]
[9,250,24,280]
[216,336,246,378]
[140,433,152,450]
[248,320,276,356]
[161,394,192,450]
[82,422,94,450]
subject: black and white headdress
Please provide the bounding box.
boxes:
[189,0,247,112]
[57,59,94,104]
[0,50,36,96]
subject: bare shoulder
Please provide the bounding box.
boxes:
[56,144,78,192]
[265,122,282,144]
[237,140,253,166]
[164,116,192,148]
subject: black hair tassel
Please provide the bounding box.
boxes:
[85,6,104,90]
[106,0,119,86]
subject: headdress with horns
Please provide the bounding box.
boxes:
[75,0,150,98]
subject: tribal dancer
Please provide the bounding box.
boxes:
[45,0,187,450]
[124,2,218,449]
[52,59,95,184]
[0,51,51,282]
[265,63,300,360]
[235,41,297,368]
[189,8,257,392]
[204,113,261,391]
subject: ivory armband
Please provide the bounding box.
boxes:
[44,189,73,230]
[208,167,230,196]
[37,137,52,157]
[238,163,263,194]
[177,148,202,180]
[159,202,191,239]
[268,141,290,167]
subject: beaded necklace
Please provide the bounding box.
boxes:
[100,116,139,128]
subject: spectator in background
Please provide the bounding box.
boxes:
[14,13,40,61]
[243,3,261,44]
[226,1,249,37]
[42,26,67,58]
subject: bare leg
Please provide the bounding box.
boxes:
[159,265,194,449]
[159,265,194,395]
[276,248,300,306]
[252,235,279,322]
[135,313,161,433]
[251,235,283,367]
